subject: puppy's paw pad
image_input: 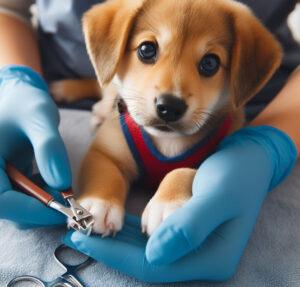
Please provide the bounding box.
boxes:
[141,199,185,236]
[78,198,124,236]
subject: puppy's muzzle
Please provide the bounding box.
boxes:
[155,94,187,122]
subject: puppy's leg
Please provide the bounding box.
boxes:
[50,79,100,103]
[142,168,196,236]
[78,147,128,236]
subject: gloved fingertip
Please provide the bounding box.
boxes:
[63,230,78,248]
[63,230,95,249]
[47,153,72,190]
[63,231,105,261]
[146,227,192,265]
[35,136,72,190]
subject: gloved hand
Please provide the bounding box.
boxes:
[0,65,71,226]
[64,126,297,283]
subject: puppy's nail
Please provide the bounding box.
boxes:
[108,224,118,237]
[101,231,111,238]
[108,223,115,230]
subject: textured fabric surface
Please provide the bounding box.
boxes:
[0,109,299,287]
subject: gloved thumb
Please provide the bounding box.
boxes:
[22,101,72,190]
[33,131,72,190]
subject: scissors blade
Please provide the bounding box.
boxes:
[60,191,94,236]
[62,274,85,287]
[48,200,77,222]
[67,197,94,236]
[49,199,94,236]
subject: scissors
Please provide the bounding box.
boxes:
[6,163,94,235]
[7,245,94,287]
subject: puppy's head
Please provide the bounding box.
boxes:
[83,0,282,137]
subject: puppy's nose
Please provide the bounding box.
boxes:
[156,94,187,122]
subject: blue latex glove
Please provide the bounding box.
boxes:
[0,65,71,226]
[64,126,297,283]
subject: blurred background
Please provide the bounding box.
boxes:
[288,3,300,43]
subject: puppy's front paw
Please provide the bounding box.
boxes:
[141,198,186,236]
[77,197,124,236]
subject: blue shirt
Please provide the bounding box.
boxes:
[37,0,103,80]
[36,0,298,81]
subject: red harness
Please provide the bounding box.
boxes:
[120,113,232,189]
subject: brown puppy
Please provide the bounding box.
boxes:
[69,0,282,236]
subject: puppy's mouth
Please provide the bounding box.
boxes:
[151,123,173,132]
[146,119,188,135]
[117,99,189,135]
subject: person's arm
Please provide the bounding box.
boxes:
[252,67,300,155]
[0,2,72,227]
[0,1,41,72]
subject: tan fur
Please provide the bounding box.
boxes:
[50,79,100,102]
[59,0,282,235]
[154,168,197,202]
[83,0,145,86]
[141,168,196,234]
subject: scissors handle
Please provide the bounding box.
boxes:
[55,245,94,270]
[6,163,53,205]
[7,163,75,205]
[7,275,45,287]
[6,163,94,235]
[61,189,74,200]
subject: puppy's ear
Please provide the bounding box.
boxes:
[83,0,144,86]
[228,4,282,108]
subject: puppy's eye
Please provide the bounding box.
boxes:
[137,41,157,64]
[198,54,220,77]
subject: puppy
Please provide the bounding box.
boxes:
[59,0,282,236]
